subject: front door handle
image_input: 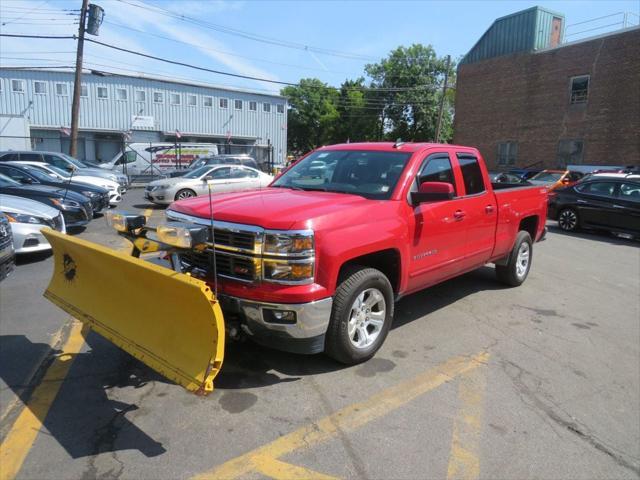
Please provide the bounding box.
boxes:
[576,199,587,204]
[453,210,466,221]
[485,205,495,214]
[613,204,625,209]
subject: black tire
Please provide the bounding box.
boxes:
[558,208,579,232]
[325,266,394,365]
[174,189,196,201]
[496,231,533,287]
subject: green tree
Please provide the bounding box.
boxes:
[333,78,382,143]
[281,78,339,155]
[365,44,455,142]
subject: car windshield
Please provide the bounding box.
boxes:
[531,171,563,182]
[0,173,21,187]
[188,158,208,170]
[61,153,88,168]
[271,150,412,199]
[44,165,71,178]
[183,166,212,179]
[22,165,57,182]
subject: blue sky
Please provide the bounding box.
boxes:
[1,0,638,93]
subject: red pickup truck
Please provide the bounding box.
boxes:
[166,142,548,364]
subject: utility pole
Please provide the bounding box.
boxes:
[69,0,89,157]
[435,54,451,144]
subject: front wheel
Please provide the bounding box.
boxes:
[325,266,394,364]
[174,189,196,201]
[496,231,533,287]
[558,208,579,232]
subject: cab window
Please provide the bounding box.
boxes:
[20,153,43,162]
[44,154,69,170]
[619,182,640,202]
[0,165,33,183]
[577,181,617,197]
[230,167,249,179]
[417,155,457,195]
[209,167,231,179]
[457,155,485,195]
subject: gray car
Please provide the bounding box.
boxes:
[0,151,128,191]
[0,194,66,254]
[145,165,273,205]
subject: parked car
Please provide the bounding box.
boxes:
[507,168,542,180]
[0,163,110,214]
[0,174,92,228]
[163,155,260,178]
[98,143,219,175]
[548,175,640,236]
[488,171,528,184]
[15,162,122,206]
[528,169,584,191]
[0,151,128,190]
[0,212,15,280]
[0,194,66,254]
[145,165,273,204]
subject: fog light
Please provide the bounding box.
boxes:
[263,309,297,325]
[157,222,208,249]
[105,211,145,232]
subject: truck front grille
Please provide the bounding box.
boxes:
[179,250,257,282]
[212,229,255,250]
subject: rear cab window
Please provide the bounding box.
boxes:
[457,154,486,195]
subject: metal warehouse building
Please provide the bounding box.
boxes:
[0,68,287,166]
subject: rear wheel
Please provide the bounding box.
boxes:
[558,208,579,232]
[496,231,533,287]
[175,189,196,201]
[325,266,394,364]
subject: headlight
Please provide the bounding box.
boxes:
[82,190,99,198]
[5,213,47,225]
[263,259,314,283]
[51,198,81,209]
[157,223,208,248]
[263,231,314,256]
[105,210,146,232]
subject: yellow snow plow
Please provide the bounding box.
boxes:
[41,221,225,394]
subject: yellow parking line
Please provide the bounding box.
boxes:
[0,321,85,480]
[446,362,488,480]
[252,456,340,480]
[193,351,490,480]
[143,208,153,219]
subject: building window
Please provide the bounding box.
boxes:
[497,142,518,166]
[203,96,213,107]
[11,80,25,93]
[276,103,285,114]
[187,95,197,106]
[234,99,243,110]
[34,81,47,94]
[153,92,163,103]
[0,79,3,92]
[249,101,257,111]
[263,102,271,113]
[97,87,108,99]
[116,88,128,101]
[55,83,68,96]
[557,139,584,166]
[170,93,181,105]
[570,75,589,104]
[219,98,228,108]
[135,90,145,102]
[80,85,88,97]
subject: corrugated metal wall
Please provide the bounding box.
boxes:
[461,7,565,65]
[0,70,288,163]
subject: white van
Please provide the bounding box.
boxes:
[99,143,219,175]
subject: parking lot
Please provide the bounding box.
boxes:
[0,188,639,480]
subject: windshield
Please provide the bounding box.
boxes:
[183,166,212,179]
[531,171,563,182]
[44,165,71,178]
[0,173,21,187]
[188,158,207,170]
[272,150,412,199]
[61,153,88,168]
[22,165,57,182]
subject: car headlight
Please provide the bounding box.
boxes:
[263,259,314,283]
[263,231,314,256]
[157,223,208,248]
[51,198,82,209]
[5,213,48,225]
[82,190,99,198]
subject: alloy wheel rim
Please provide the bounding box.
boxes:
[178,191,194,199]
[347,288,386,349]
[516,242,530,278]
[559,210,577,230]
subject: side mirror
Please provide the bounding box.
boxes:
[411,181,455,204]
[203,176,213,181]
[561,178,570,184]
[20,177,34,184]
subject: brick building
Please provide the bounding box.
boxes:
[453,7,640,169]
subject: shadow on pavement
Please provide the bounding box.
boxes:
[132,203,166,210]
[546,224,639,246]
[0,331,166,459]
[14,251,53,265]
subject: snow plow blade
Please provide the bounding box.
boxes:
[41,228,225,394]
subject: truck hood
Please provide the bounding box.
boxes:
[168,187,384,230]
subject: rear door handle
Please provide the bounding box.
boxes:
[453,210,466,221]
[485,205,495,214]
[576,199,587,204]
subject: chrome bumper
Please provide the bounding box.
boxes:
[218,294,333,354]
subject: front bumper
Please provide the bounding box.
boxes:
[144,188,173,205]
[10,223,55,254]
[218,294,333,354]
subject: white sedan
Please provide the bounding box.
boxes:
[144,165,273,205]
[14,162,122,206]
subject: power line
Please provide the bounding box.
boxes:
[114,0,378,61]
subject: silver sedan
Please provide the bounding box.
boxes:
[144,165,273,205]
[0,194,66,254]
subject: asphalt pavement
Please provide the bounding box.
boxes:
[0,189,638,480]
